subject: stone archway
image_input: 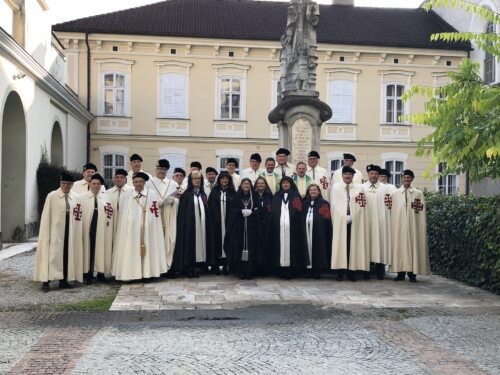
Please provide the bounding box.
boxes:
[51,121,63,165]
[1,91,26,242]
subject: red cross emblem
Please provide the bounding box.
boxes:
[150,201,160,217]
[73,204,82,221]
[384,194,392,209]
[104,203,114,219]
[355,193,366,207]
[319,176,329,190]
[411,198,424,214]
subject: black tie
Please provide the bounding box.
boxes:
[89,196,98,274]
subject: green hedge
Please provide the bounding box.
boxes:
[426,192,500,294]
[36,162,82,221]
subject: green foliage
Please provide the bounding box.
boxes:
[403,59,500,181]
[55,293,117,312]
[426,192,500,294]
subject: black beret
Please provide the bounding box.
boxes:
[60,172,75,183]
[114,168,128,177]
[174,168,186,176]
[379,168,391,178]
[276,148,290,156]
[250,153,262,163]
[342,166,356,174]
[308,151,320,159]
[226,158,239,168]
[206,167,218,175]
[156,159,170,169]
[90,173,105,185]
[402,169,415,178]
[83,163,97,172]
[343,153,356,161]
[190,161,202,170]
[366,164,381,173]
[132,172,149,181]
[130,154,143,162]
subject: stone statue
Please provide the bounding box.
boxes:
[278,0,320,97]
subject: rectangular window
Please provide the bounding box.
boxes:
[219,156,240,173]
[385,160,404,187]
[329,80,354,123]
[329,159,344,179]
[103,73,125,116]
[438,162,458,195]
[385,84,405,124]
[484,22,496,84]
[219,78,241,120]
[161,153,186,179]
[103,154,125,184]
[160,73,186,118]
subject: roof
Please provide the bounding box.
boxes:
[52,0,469,51]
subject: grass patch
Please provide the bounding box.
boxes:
[55,293,117,312]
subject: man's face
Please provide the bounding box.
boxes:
[276,154,287,166]
[133,178,146,192]
[342,172,353,185]
[131,160,142,172]
[155,167,167,180]
[297,164,306,177]
[114,175,127,188]
[206,172,217,183]
[226,163,236,174]
[344,159,354,167]
[368,171,379,184]
[82,169,95,181]
[173,172,184,184]
[90,180,102,195]
[402,175,413,188]
[379,175,388,184]
[60,181,73,194]
[265,160,276,173]
[250,159,260,171]
[307,157,318,168]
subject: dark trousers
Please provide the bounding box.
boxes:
[88,210,98,276]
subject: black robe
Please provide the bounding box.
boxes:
[267,190,309,269]
[303,197,332,270]
[172,189,215,271]
[224,192,262,275]
[208,187,236,259]
[255,191,273,270]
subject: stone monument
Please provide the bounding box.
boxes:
[268,0,332,164]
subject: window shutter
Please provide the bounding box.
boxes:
[330,80,353,123]
[161,74,185,118]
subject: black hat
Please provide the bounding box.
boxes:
[276,148,290,156]
[206,167,218,175]
[250,153,262,163]
[190,161,202,170]
[156,159,170,169]
[60,172,75,183]
[132,172,149,181]
[366,164,381,173]
[114,168,128,177]
[342,166,356,174]
[90,173,105,185]
[379,168,391,178]
[343,153,356,162]
[226,158,239,168]
[402,169,415,178]
[83,163,97,172]
[174,167,186,177]
[308,151,320,159]
[130,154,143,162]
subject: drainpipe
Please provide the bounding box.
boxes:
[85,32,91,162]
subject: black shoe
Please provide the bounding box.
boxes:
[59,280,74,289]
[347,273,357,282]
[41,282,49,292]
[222,264,229,276]
[212,266,221,276]
[336,273,344,281]
[165,270,177,279]
[363,272,370,280]
[408,275,417,282]
[393,273,405,281]
[187,269,195,278]
[377,275,384,281]
[96,273,108,283]
[84,276,92,285]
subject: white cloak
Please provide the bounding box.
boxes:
[274,164,294,178]
[332,168,364,185]
[106,184,133,245]
[363,182,391,264]
[72,179,105,195]
[307,166,330,201]
[241,168,265,184]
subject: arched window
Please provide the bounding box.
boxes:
[484,21,496,84]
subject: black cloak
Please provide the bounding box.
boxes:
[302,196,332,269]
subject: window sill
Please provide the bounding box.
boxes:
[98,115,132,119]
[326,122,357,126]
[214,119,248,123]
[157,117,190,120]
[380,123,411,127]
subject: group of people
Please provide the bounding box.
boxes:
[34,148,429,291]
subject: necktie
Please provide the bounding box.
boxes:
[117,189,121,211]
[65,194,70,212]
[405,189,408,205]
[89,195,99,274]
[281,166,285,177]
[346,185,351,215]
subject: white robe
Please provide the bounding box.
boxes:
[274,164,294,178]
[230,173,241,190]
[72,179,105,195]
[307,166,330,201]
[193,192,207,263]
[390,186,430,275]
[330,182,369,271]
[381,182,397,194]
[363,182,391,265]
[80,191,114,274]
[34,189,83,283]
[106,184,133,245]
[305,202,315,269]
[112,188,168,280]
[279,193,291,267]
[241,168,264,184]
[332,168,364,185]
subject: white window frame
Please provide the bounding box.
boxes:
[215,148,244,173]
[436,162,458,195]
[99,145,130,185]
[159,147,187,179]
[159,73,187,119]
[95,59,134,117]
[213,64,250,121]
[102,72,126,116]
[328,79,355,124]
[217,76,243,120]
[378,70,414,125]
[155,61,192,119]
[484,21,496,84]
[327,151,346,179]
[381,152,407,188]
[325,68,360,124]
[383,83,406,124]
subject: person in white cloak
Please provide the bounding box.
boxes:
[306,151,330,202]
[363,164,392,280]
[204,167,219,197]
[126,153,152,186]
[390,169,430,282]
[225,158,241,190]
[106,168,133,247]
[274,148,294,178]
[261,157,281,194]
[330,166,369,282]
[379,168,397,193]
[331,153,364,185]
[80,173,114,284]
[241,153,264,184]
[112,172,168,281]
[35,172,83,291]
[72,163,105,194]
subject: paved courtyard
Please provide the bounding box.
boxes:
[0,247,499,374]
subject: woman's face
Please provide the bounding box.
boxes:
[281,180,291,191]
[220,176,229,187]
[241,180,251,193]
[191,176,201,188]
[255,179,266,192]
[309,186,319,200]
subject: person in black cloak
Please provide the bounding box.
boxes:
[224,178,262,279]
[253,176,274,275]
[208,171,236,275]
[172,170,215,278]
[303,184,333,279]
[267,176,309,279]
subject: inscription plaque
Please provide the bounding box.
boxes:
[291,118,312,164]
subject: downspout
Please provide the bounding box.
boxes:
[85,32,91,162]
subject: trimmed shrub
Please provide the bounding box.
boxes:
[36,162,82,221]
[426,192,500,294]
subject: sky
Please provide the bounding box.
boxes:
[48,0,424,25]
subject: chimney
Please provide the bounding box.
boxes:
[332,0,354,5]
